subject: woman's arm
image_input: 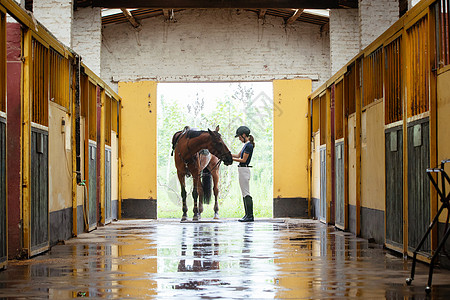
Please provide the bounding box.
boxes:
[233,152,249,163]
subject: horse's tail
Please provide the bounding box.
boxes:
[202,168,212,204]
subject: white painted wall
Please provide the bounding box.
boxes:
[329,9,360,75]
[101,9,330,92]
[359,0,399,49]
[72,7,102,75]
[33,0,73,48]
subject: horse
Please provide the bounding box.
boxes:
[171,125,233,221]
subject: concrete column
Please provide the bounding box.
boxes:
[33,0,73,47]
[72,7,102,75]
[359,0,399,50]
[329,9,360,75]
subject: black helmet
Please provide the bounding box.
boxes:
[235,126,250,137]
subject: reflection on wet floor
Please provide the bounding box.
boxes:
[1,219,450,299]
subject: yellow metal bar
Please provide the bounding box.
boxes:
[118,100,122,219]
[100,89,106,225]
[22,29,32,256]
[402,25,409,255]
[307,97,311,218]
[72,58,78,236]
[355,59,362,236]
[428,6,438,251]
[325,87,332,223]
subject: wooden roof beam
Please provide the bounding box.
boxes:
[258,9,267,19]
[286,9,304,24]
[120,8,141,29]
[88,0,358,9]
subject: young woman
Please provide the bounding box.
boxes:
[232,126,255,222]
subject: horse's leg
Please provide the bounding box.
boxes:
[189,165,201,221]
[211,168,220,219]
[198,171,204,218]
[178,172,188,221]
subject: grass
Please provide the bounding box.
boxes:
[157,171,273,219]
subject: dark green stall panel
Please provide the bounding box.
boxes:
[88,142,97,230]
[407,118,430,253]
[320,147,327,223]
[30,128,49,254]
[385,126,403,248]
[0,119,6,266]
[105,148,112,223]
[335,141,345,228]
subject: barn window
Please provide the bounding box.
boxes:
[88,81,97,141]
[363,47,383,107]
[32,38,49,126]
[49,48,70,110]
[319,92,327,146]
[312,96,319,134]
[407,15,429,117]
[344,63,356,116]
[437,0,450,67]
[335,81,344,140]
[112,99,118,133]
[384,36,403,124]
[105,94,112,146]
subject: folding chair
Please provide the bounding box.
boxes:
[406,159,450,293]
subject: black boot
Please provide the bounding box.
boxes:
[240,196,254,222]
[238,197,248,222]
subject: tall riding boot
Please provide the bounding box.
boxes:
[238,197,248,222]
[241,195,254,222]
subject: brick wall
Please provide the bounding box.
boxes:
[359,0,399,49]
[72,7,102,75]
[329,9,360,75]
[101,9,330,92]
[33,0,73,48]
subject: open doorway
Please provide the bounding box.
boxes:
[157,82,273,219]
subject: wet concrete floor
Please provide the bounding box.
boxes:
[1,219,450,299]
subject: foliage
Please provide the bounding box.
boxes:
[157,83,273,219]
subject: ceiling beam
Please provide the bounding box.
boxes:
[120,8,141,28]
[286,8,303,24]
[88,0,358,9]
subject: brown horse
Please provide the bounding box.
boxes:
[172,126,233,221]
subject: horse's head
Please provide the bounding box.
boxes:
[208,126,233,166]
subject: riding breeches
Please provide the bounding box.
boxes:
[238,167,251,198]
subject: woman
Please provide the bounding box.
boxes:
[232,125,255,222]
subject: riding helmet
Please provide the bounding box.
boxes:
[235,126,251,137]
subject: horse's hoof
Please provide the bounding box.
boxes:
[193,214,199,221]
[213,213,219,220]
[181,216,187,222]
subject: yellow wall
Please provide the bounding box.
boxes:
[48,102,73,212]
[348,114,356,207]
[312,132,320,200]
[119,81,157,201]
[361,101,385,211]
[273,79,311,199]
[437,68,450,223]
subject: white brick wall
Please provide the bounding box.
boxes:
[33,0,73,48]
[72,7,102,75]
[101,9,330,92]
[330,9,359,75]
[359,0,399,50]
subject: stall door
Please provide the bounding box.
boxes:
[320,147,327,222]
[385,127,403,248]
[88,142,97,230]
[105,148,112,224]
[407,119,430,253]
[0,119,6,268]
[335,141,345,228]
[30,128,49,255]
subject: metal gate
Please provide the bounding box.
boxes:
[0,118,6,268]
[320,147,327,223]
[385,126,403,248]
[105,148,112,223]
[335,141,345,228]
[30,127,49,255]
[407,119,430,253]
[88,142,97,230]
